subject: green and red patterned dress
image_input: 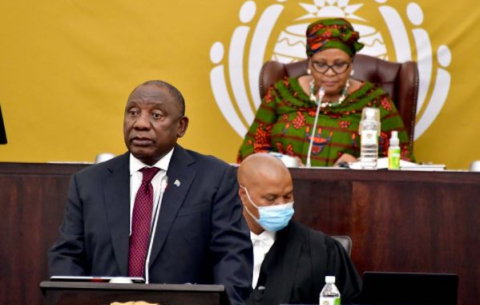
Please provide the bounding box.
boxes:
[238,77,414,166]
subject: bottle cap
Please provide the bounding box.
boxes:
[362,107,380,122]
[325,276,336,283]
[366,110,375,120]
[390,131,399,146]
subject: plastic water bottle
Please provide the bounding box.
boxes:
[359,107,380,169]
[388,131,400,170]
[319,276,341,305]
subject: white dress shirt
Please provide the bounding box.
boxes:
[251,230,276,289]
[129,147,174,235]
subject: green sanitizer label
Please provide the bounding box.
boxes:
[320,297,341,305]
[388,147,401,170]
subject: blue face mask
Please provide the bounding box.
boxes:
[242,186,295,232]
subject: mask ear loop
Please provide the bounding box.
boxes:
[239,185,261,222]
[240,186,260,208]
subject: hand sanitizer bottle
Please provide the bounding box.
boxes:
[388,131,400,170]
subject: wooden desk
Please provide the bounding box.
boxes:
[0,163,479,305]
[40,281,230,305]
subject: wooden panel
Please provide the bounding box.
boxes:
[291,168,480,305]
[1,163,480,305]
[0,163,86,305]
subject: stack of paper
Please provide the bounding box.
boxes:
[349,158,446,171]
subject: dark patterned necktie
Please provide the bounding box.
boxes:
[128,167,160,277]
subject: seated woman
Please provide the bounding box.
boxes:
[238,18,414,166]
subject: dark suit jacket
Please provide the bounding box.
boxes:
[49,145,253,305]
[248,221,361,305]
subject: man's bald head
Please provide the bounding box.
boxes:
[238,153,292,188]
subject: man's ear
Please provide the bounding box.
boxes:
[177,116,189,138]
[238,185,247,205]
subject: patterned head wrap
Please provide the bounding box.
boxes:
[306,18,364,57]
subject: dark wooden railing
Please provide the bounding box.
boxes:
[1,163,479,305]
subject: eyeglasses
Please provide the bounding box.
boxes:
[311,61,351,74]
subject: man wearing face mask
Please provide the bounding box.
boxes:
[238,153,362,305]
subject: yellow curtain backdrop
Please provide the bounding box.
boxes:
[0,0,479,169]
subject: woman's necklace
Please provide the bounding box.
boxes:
[309,80,350,107]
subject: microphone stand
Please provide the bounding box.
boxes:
[145,175,168,284]
[306,87,325,168]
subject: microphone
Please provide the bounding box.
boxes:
[306,87,325,168]
[144,175,168,284]
[0,105,7,145]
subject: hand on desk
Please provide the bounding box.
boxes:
[334,153,358,167]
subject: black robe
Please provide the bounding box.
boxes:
[248,221,362,305]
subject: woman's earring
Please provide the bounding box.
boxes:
[350,69,355,76]
[307,68,311,75]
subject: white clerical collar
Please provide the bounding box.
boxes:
[129,147,175,175]
[250,230,276,246]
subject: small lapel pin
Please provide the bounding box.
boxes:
[174,179,181,187]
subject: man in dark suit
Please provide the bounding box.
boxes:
[237,153,362,305]
[49,80,253,305]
